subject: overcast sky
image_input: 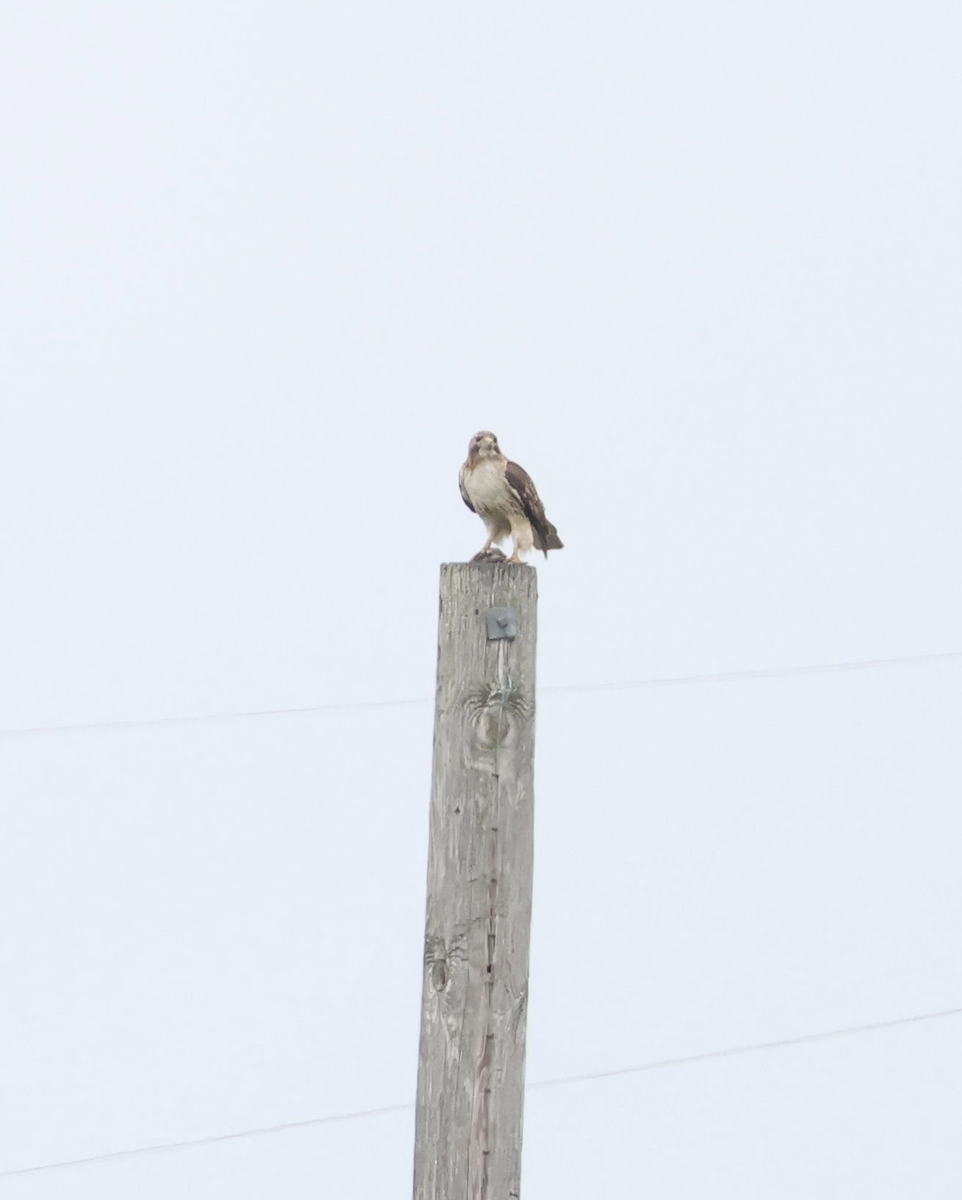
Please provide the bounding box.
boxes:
[2,1,961,1196]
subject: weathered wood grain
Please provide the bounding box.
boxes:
[413,562,538,1200]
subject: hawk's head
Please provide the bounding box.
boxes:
[467,430,501,461]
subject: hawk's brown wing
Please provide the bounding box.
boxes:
[505,460,564,557]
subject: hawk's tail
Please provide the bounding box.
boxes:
[536,522,564,557]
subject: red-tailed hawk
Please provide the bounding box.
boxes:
[459,431,564,563]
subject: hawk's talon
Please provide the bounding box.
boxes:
[471,547,507,564]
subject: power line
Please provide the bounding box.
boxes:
[0,693,427,740]
[2,649,960,740]
[3,1004,960,1180]
[542,648,962,696]
[0,1101,412,1181]
[528,1004,962,1090]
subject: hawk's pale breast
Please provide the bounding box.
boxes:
[462,459,522,516]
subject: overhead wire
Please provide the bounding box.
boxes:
[3,651,960,1178]
[2,648,960,740]
[2,1004,960,1180]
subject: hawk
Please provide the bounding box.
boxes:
[459,431,564,563]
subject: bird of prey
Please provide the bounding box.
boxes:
[459,431,564,563]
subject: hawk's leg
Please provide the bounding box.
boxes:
[507,521,534,564]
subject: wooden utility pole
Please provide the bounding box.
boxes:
[413,561,538,1200]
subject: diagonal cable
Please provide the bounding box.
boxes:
[3,1004,960,1180]
[2,649,960,740]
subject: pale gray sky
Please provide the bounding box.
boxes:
[2,1,961,1196]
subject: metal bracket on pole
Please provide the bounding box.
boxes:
[486,607,518,641]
